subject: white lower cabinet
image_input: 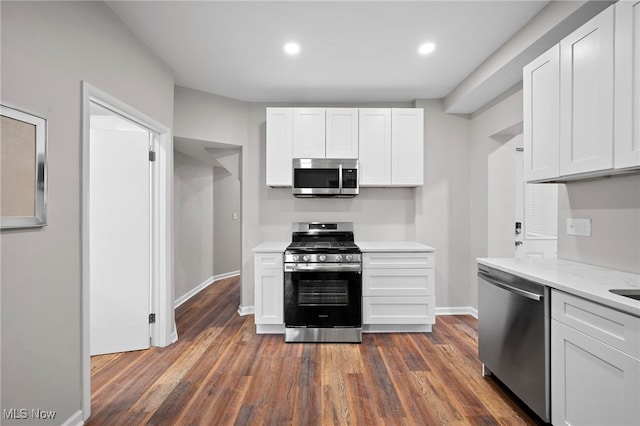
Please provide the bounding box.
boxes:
[551,290,640,426]
[362,252,435,330]
[254,252,284,331]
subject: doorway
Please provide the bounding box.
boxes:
[515,148,558,259]
[81,82,173,421]
[89,101,155,356]
[173,137,242,307]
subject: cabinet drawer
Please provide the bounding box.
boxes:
[254,253,283,269]
[552,290,640,358]
[363,268,434,296]
[363,296,435,324]
[363,252,434,269]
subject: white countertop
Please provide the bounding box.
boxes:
[253,240,436,253]
[477,257,640,317]
[252,241,289,253]
[356,241,436,252]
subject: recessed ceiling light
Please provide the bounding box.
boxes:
[284,42,301,55]
[418,42,436,55]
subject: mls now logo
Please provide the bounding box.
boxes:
[3,408,56,420]
[3,409,28,419]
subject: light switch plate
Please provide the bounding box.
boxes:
[566,218,591,237]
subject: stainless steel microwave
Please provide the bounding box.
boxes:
[292,158,359,197]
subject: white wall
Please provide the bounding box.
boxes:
[174,151,214,299]
[213,168,241,275]
[0,1,174,424]
[414,99,472,309]
[558,174,640,274]
[468,89,524,308]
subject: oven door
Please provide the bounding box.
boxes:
[284,264,362,328]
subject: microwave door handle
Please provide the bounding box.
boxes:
[338,164,343,193]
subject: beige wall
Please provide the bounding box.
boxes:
[213,168,241,275]
[468,89,524,308]
[174,151,215,300]
[558,174,640,274]
[0,1,174,424]
[414,99,472,309]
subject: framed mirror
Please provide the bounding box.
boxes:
[1,104,47,229]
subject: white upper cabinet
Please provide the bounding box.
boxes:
[614,0,640,169]
[326,108,358,159]
[391,108,424,186]
[559,6,615,176]
[523,45,560,182]
[292,108,326,159]
[359,108,392,185]
[265,108,293,187]
[266,107,423,187]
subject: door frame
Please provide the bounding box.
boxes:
[81,82,174,421]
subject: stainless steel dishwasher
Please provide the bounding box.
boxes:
[478,264,550,423]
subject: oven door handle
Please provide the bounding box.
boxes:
[285,263,362,273]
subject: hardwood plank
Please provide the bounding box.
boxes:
[87,277,541,425]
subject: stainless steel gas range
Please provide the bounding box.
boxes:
[283,222,362,343]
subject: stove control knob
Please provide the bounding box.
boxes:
[319,255,327,262]
[292,255,299,262]
[346,254,353,261]
[303,255,310,262]
[335,255,343,262]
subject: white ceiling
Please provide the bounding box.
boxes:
[106,0,549,107]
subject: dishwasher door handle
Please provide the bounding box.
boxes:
[478,272,543,302]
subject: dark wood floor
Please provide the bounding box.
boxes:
[88,276,539,425]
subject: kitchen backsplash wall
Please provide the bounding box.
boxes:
[558,173,640,274]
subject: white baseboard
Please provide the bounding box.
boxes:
[174,271,240,308]
[436,306,478,319]
[62,410,84,426]
[363,324,432,333]
[237,305,255,316]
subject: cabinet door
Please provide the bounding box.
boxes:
[292,108,325,159]
[523,45,560,182]
[391,108,424,186]
[363,268,434,297]
[614,0,640,169]
[326,108,358,159]
[359,108,392,186]
[254,254,283,325]
[363,296,435,324]
[266,108,293,186]
[560,6,614,176]
[551,320,640,426]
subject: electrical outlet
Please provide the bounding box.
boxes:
[566,218,591,237]
[232,212,238,220]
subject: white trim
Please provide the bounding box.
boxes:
[256,323,283,334]
[237,305,255,316]
[363,324,432,333]
[215,270,240,282]
[174,271,240,308]
[175,276,215,308]
[81,82,173,422]
[436,306,478,319]
[170,330,178,344]
[61,410,84,426]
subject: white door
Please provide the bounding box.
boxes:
[391,108,423,186]
[325,108,358,159]
[359,108,392,186]
[292,108,326,158]
[559,6,615,175]
[90,103,152,355]
[515,149,558,259]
